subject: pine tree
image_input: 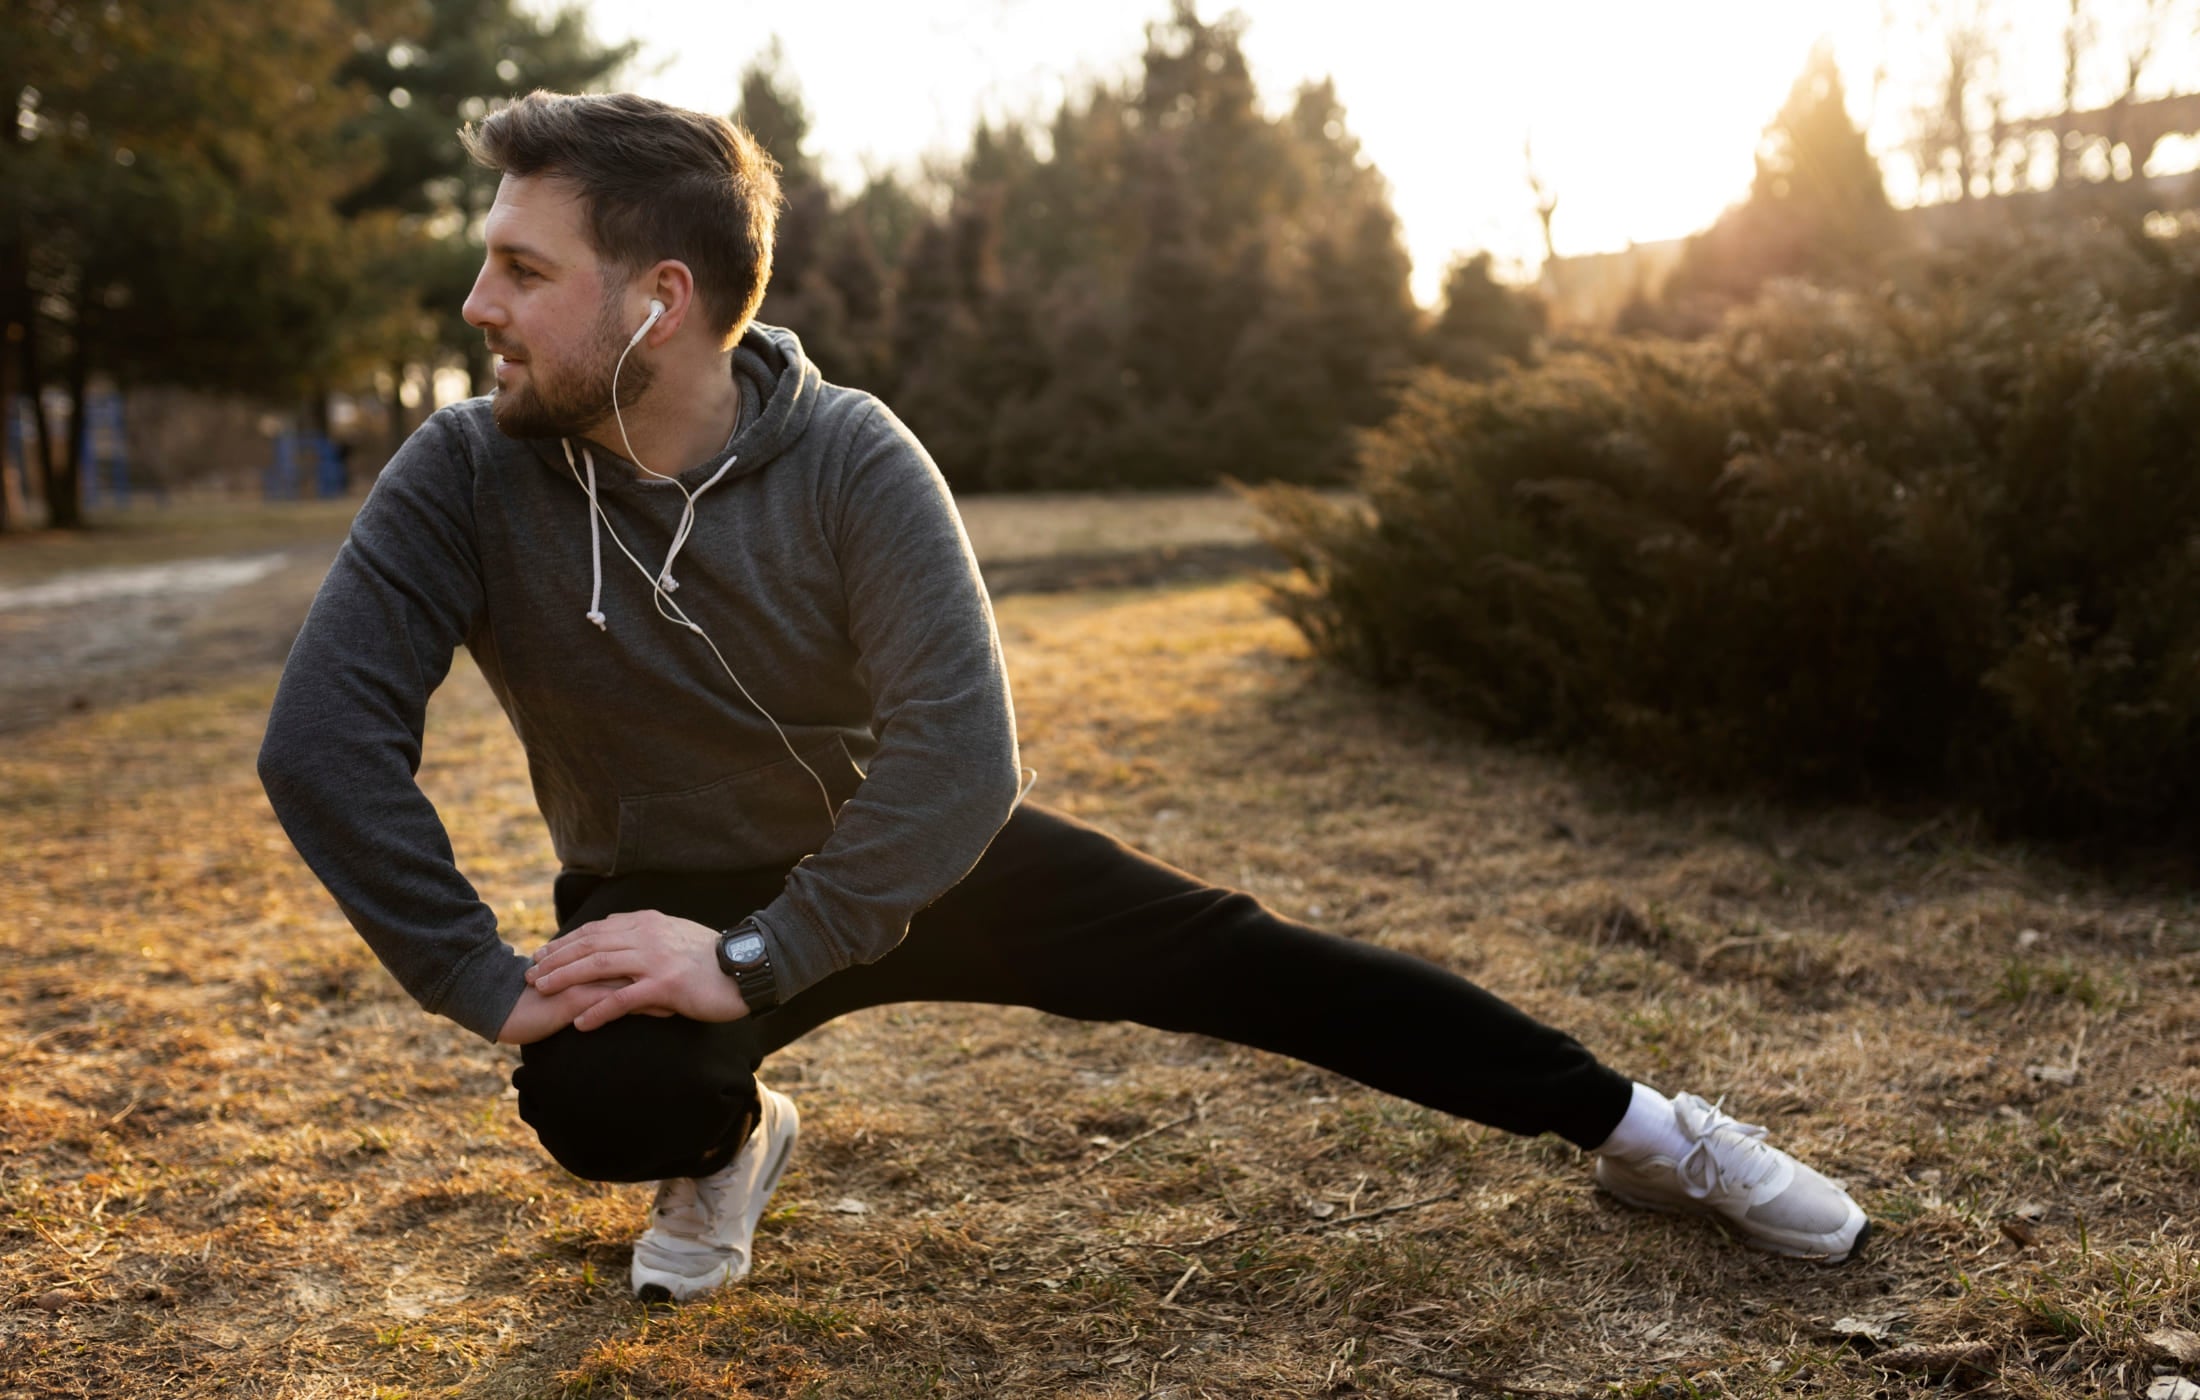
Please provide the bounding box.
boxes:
[1656,40,1900,329]
[340,0,634,397]
[8,0,406,522]
[735,40,816,188]
[763,4,1423,491]
[1425,252,1545,382]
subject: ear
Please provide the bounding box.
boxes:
[638,260,699,347]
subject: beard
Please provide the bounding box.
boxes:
[487,294,658,441]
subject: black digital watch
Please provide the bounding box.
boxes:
[715,918,780,1013]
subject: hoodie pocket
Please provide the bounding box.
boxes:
[613,737,865,873]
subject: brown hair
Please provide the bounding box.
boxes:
[460,91,783,346]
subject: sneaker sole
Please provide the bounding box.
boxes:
[1597,1174,1872,1264]
[633,1099,801,1304]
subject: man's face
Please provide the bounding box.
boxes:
[462,174,654,440]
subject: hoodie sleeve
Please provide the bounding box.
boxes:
[257,410,530,1041]
[748,401,1023,998]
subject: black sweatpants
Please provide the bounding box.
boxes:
[512,803,1633,1183]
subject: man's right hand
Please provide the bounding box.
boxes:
[496,980,660,1044]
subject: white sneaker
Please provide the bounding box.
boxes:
[630,1083,800,1301]
[1594,1093,1870,1262]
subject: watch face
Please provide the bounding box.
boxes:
[724,931,766,965]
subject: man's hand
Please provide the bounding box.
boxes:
[523,909,749,1031]
[497,982,626,1045]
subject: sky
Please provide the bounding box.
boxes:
[576,0,2200,304]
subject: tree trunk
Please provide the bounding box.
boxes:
[5,232,40,530]
[50,303,85,529]
[2,112,21,530]
[20,305,56,527]
[2056,0,2081,190]
[0,323,15,534]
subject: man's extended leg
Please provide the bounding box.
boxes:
[514,805,1631,1174]
[753,804,1636,1148]
[756,804,1865,1264]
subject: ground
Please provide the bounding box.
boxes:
[1,495,2196,1399]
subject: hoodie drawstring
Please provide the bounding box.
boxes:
[551,420,1030,831]
[655,454,739,597]
[562,429,741,631]
[555,431,842,832]
[563,439,610,630]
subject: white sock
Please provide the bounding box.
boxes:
[1593,1082,1692,1161]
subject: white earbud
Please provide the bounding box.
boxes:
[627,298,666,348]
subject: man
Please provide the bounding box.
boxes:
[258,91,1869,1305]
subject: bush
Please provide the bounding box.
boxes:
[1254,223,2200,838]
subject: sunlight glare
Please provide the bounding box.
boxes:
[581,0,2199,300]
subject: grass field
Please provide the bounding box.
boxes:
[2,509,2197,1397]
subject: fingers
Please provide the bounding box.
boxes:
[529,947,648,995]
[530,910,674,978]
[531,910,641,961]
[502,978,622,1044]
[529,934,592,978]
[574,980,648,1032]
[524,911,726,1030]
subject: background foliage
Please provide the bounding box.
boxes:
[3,0,632,525]
[1256,220,2200,837]
[742,3,1537,492]
[1633,41,1903,337]
[8,0,1547,517]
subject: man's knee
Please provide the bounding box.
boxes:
[513,1015,758,1183]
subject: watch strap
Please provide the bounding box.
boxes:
[716,918,780,1013]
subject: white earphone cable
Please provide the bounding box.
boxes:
[564,441,841,831]
[557,310,840,831]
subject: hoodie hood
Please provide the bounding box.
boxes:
[521,321,824,491]
[531,323,827,633]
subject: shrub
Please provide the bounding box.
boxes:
[1254,223,2200,838]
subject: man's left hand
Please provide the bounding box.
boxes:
[525,910,749,1030]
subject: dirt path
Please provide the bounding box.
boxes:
[0,543,347,735]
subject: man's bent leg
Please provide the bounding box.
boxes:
[512,868,779,1183]
[747,805,1635,1150]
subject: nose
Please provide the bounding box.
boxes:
[461,263,499,331]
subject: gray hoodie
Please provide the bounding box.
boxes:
[258,325,1023,1041]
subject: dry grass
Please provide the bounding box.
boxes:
[954,491,1279,564]
[3,568,2198,1398]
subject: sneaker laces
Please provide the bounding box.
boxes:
[1670,1095,1779,1203]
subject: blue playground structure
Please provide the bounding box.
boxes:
[5,395,354,512]
[75,391,137,508]
[5,392,149,510]
[264,430,351,501]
